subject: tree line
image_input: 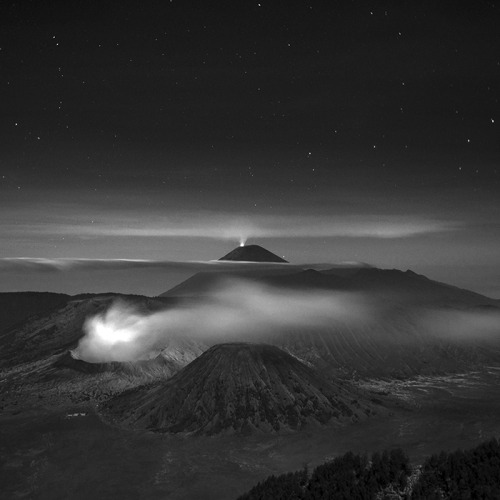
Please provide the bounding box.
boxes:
[238,437,500,499]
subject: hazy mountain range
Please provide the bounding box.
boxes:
[2,245,499,428]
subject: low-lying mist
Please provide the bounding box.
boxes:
[73,277,500,363]
[74,278,373,362]
[422,307,500,341]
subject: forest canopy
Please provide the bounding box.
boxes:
[238,438,500,500]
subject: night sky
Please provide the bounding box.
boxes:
[1,1,499,296]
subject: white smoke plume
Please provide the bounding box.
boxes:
[74,278,500,363]
[74,278,373,362]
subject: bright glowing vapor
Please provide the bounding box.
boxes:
[74,278,373,362]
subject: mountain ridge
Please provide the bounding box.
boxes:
[103,342,378,435]
[219,244,288,263]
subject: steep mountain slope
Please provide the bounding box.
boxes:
[161,264,498,306]
[343,267,494,306]
[0,295,191,377]
[262,268,351,290]
[273,309,500,379]
[104,343,377,434]
[0,297,108,368]
[0,293,179,366]
[219,244,288,263]
[263,268,500,377]
[158,266,500,378]
[160,272,231,298]
[0,292,70,333]
[159,267,351,298]
[266,267,498,307]
[0,294,207,417]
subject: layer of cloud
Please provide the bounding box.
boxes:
[2,210,461,245]
[0,257,294,273]
[0,257,370,274]
[51,215,461,241]
[74,277,500,364]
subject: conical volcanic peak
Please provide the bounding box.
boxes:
[104,342,377,435]
[218,244,288,263]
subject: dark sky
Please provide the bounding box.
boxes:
[1,1,499,296]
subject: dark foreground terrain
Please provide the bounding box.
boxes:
[238,438,500,499]
[2,369,500,499]
[1,266,500,499]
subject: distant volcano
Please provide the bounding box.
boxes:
[219,244,288,263]
[103,343,377,434]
